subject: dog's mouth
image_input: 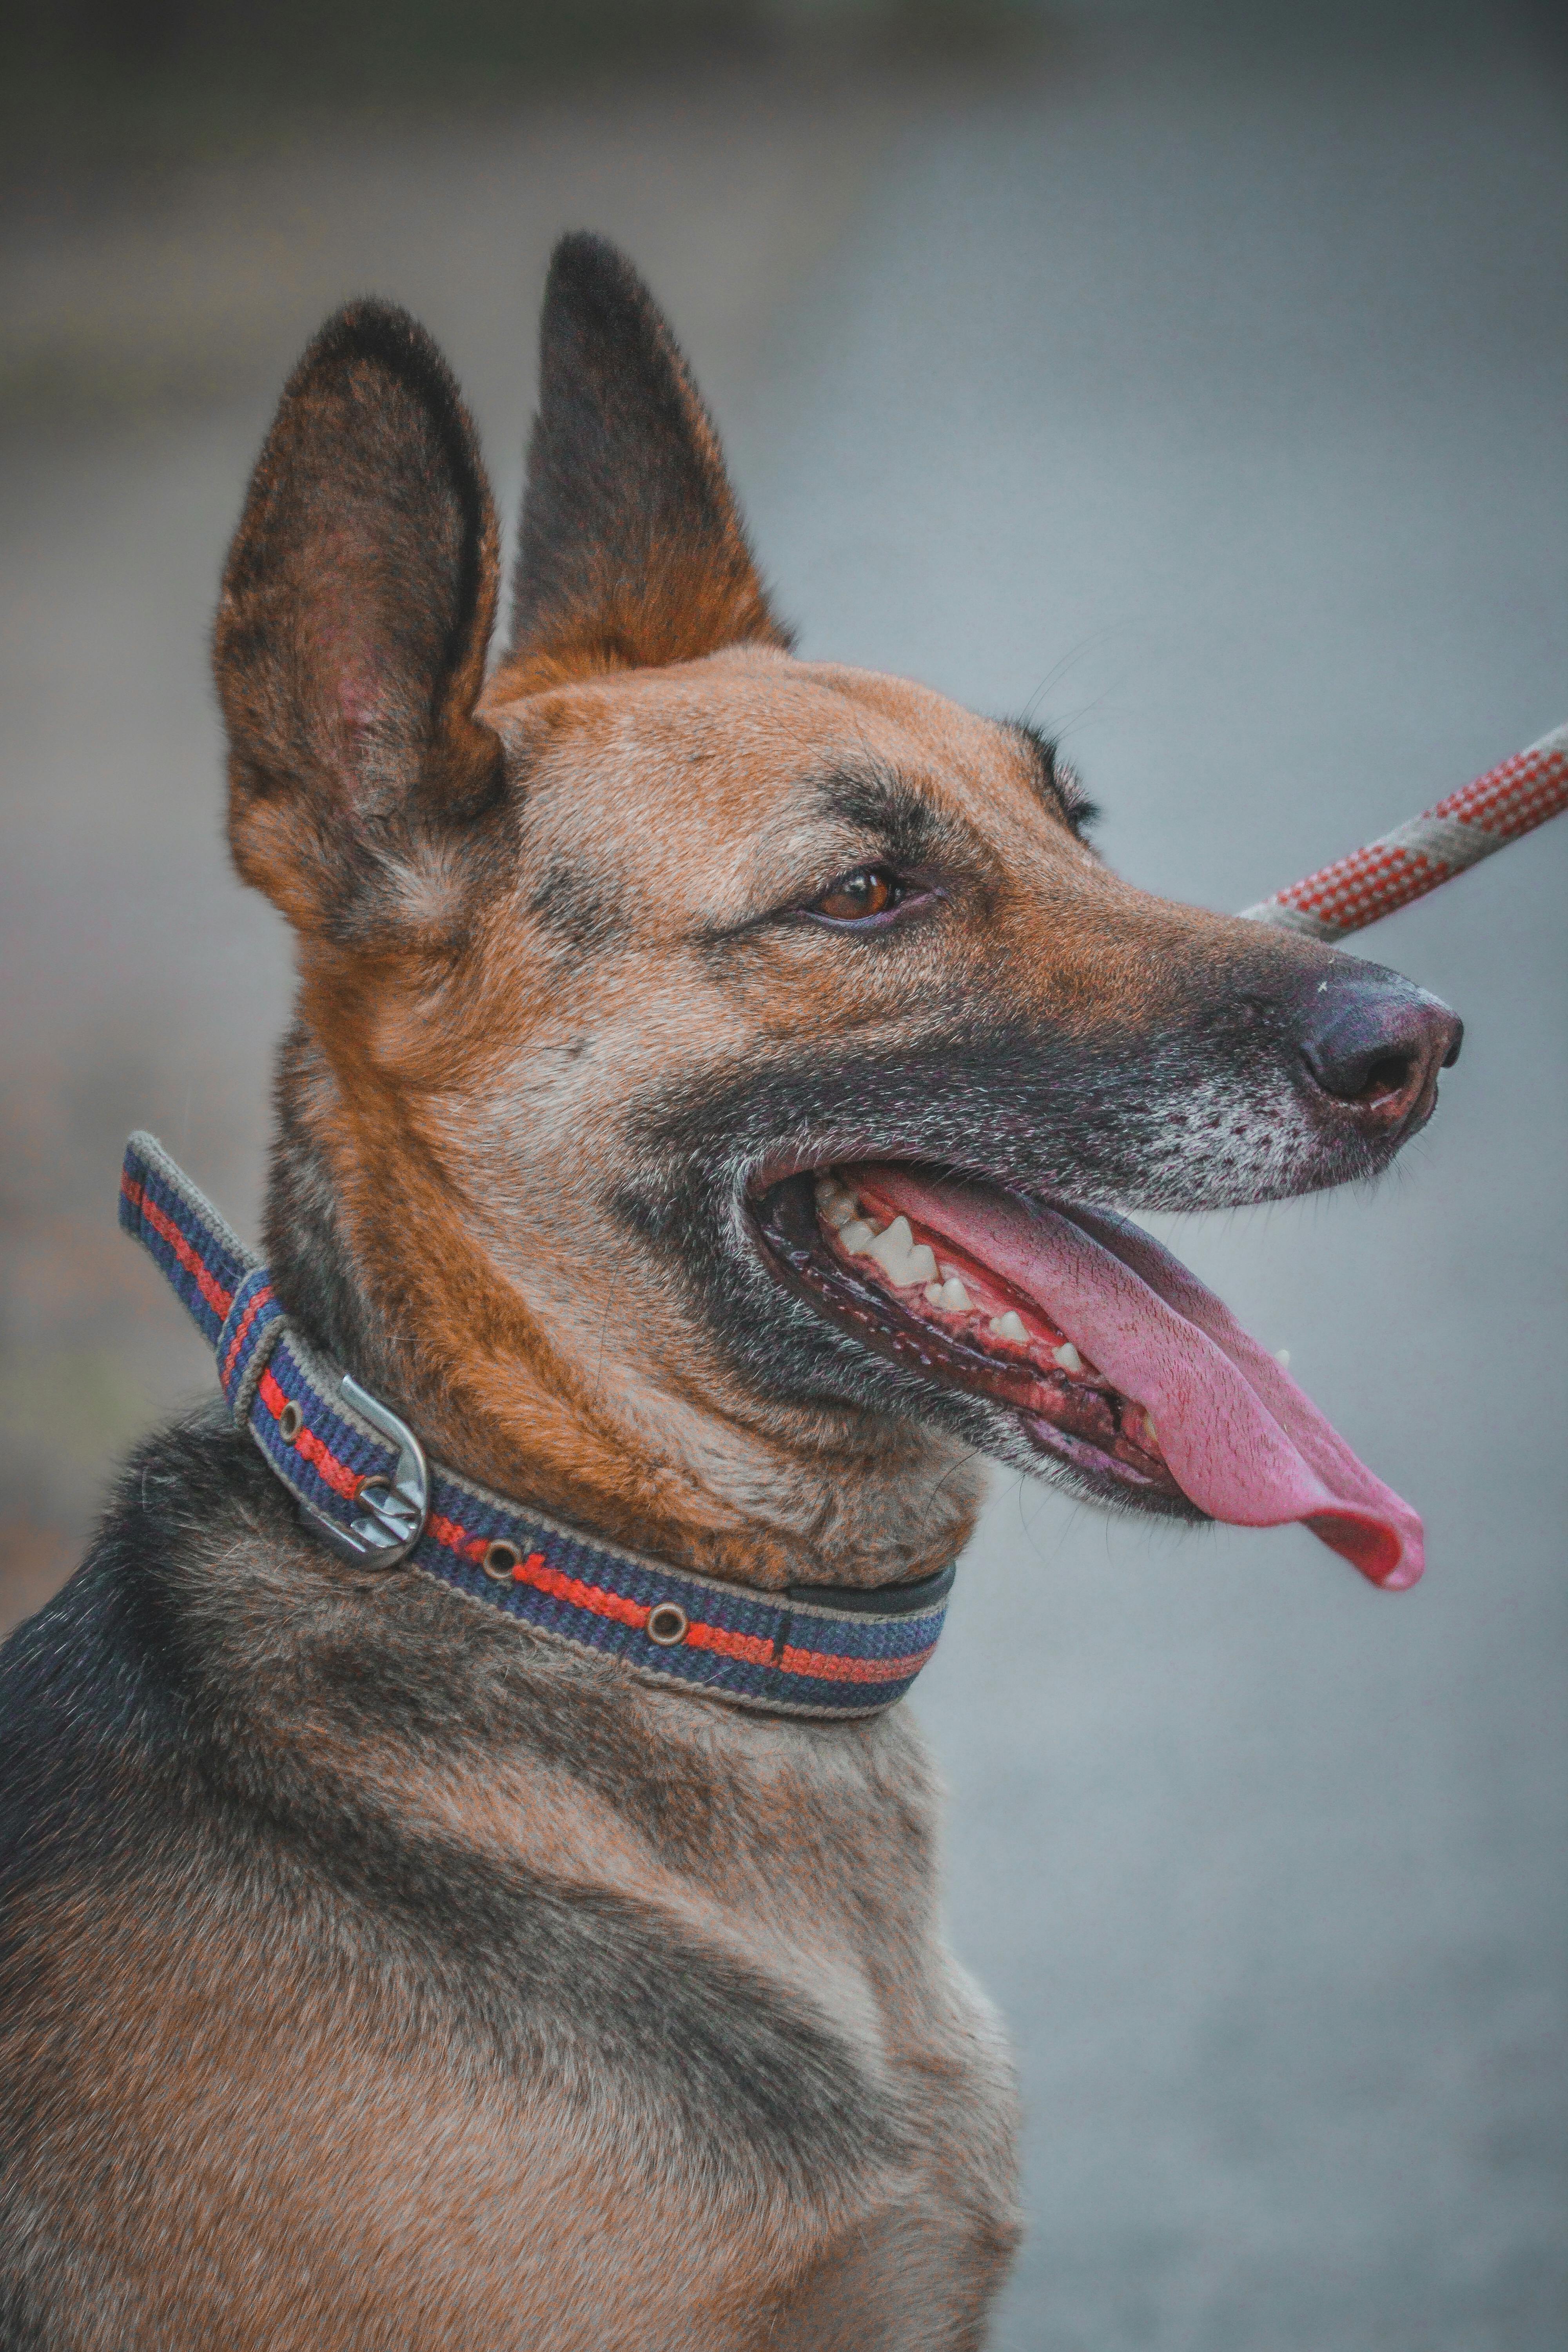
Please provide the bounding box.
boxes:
[755,1162,1423,1590]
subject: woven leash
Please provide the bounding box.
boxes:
[119,1131,953,1719]
[1240,722,1568,940]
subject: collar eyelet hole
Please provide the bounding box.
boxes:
[646,1603,689,1647]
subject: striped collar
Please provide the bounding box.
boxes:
[118,1133,954,1718]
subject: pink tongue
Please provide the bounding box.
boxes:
[857,1168,1423,1590]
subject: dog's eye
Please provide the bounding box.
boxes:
[811,867,904,924]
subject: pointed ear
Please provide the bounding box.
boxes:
[494,233,791,697]
[215,301,503,939]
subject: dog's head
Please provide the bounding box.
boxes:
[215,234,1460,1592]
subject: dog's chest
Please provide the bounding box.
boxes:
[437,1690,1027,2347]
[4,1521,1027,2351]
[239,1682,1025,2347]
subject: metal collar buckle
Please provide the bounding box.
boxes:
[310,1373,430,1567]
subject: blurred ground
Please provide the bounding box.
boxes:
[1,4,1564,2346]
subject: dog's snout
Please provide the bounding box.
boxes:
[1298,968,1463,1127]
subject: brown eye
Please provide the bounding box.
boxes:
[814,867,899,923]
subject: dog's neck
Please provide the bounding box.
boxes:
[263,1022,984,1593]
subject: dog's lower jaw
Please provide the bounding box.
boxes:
[668,1414,989,1591]
[431,1351,989,1592]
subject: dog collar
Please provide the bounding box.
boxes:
[118,1132,954,1719]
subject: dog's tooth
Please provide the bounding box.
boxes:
[866,1216,918,1283]
[925,1281,946,1305]
[990,1310,1028,1344]
[840,1220,878,1255]
[940,1276,972,1312]
[821,1196,856,1230]
[1052,1341,1084,1374]
[907,1242,938,1285]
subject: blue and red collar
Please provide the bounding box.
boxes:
[118,1132,954,1718]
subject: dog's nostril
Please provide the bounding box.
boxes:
[1299,975,1462,1119]
[1360,1051,1414,1103]
[1307,1031,1410,1105]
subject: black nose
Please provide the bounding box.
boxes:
[1299,968,1463,1126]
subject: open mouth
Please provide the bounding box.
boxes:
[755,1163,1423,1590]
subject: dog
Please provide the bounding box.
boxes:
[0,232,1461,2348]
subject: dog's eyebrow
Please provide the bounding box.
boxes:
[692,765,963,952]
[1003,719,1101,840]
[814,766,951,866]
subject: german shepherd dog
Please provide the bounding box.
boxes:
[0,235,1460,2348]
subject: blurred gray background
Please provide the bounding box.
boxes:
[2,2,1563,2344]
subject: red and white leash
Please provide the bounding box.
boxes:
[1240,722,1568,942]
